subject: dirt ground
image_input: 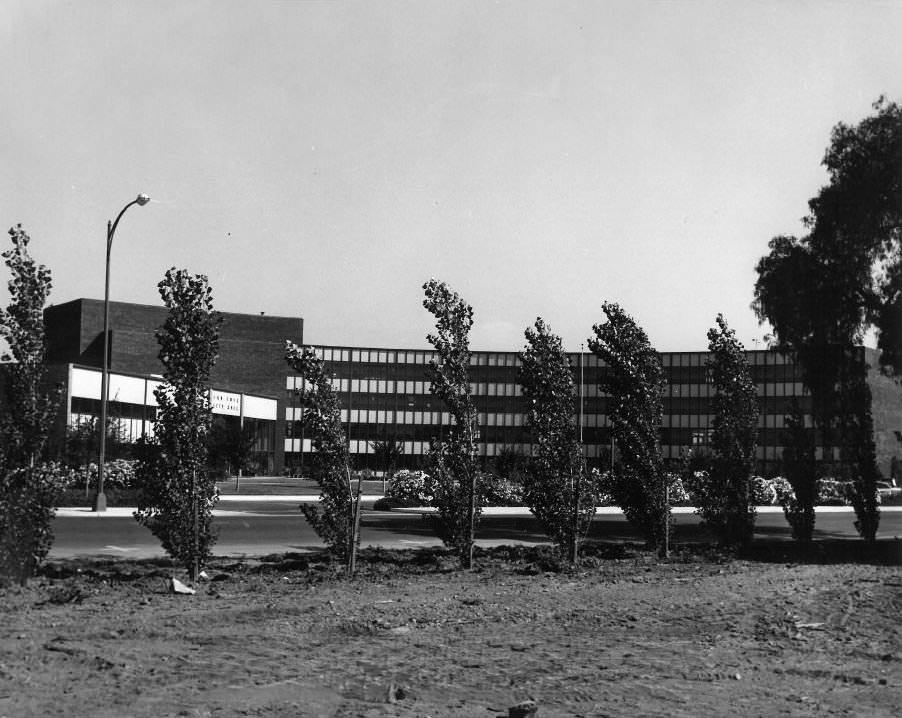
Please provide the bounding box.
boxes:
[1,543,901,718]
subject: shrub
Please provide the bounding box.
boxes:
[751,476,778,506]
[667,474,692,506]
[69,459,137,492]
[682,470,709,506]
[818,478,852,506]
[0,463,72,585]
[770,476,795,503]
[479,474,524,507]
[386,470,434,506]
[592,469,615,506]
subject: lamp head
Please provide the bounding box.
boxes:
[136,193,151,206]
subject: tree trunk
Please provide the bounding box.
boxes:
[569,467,579,565]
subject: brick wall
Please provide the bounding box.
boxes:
[44,299,303,474]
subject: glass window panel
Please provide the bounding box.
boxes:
[489,354,498,366]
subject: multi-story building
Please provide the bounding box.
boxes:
[31,299,902,479]
[42,298,301,473]
[285,344,902,478]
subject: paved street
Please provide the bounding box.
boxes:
[48,498,902,560]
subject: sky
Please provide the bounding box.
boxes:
[2,0,901,354]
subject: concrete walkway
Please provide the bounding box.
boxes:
[55,502,902,518]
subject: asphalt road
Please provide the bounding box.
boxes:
[48,499,902,560]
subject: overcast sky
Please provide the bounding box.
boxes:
[2,1,901,354]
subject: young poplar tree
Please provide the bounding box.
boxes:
[780,404,818,542]
[699,314,759,548]
[422,278,481,568]
[284,342,362,573]
[519,317,597,563]
[134,269,221,580]
[588,302,670,554]
[0,225,66,585]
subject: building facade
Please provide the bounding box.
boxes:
[286,344,902,478]
[33,299,902,479]
[42,299,301,473]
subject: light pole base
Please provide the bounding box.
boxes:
[92,492,107,512]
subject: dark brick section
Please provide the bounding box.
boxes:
[43,299,303,474]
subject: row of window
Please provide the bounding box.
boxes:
[284,407,811,431]
[283,438,823,463]
[310,346,797,368]
[71,413,152,443]
[286,375,808,401]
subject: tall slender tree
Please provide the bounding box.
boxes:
[134,269,221,580]
[519,317,597,563]
[422,278,481,568]
[0,225,65,584]
[588,302,669,554]
[285,342,362,573]
[697,314,759,548]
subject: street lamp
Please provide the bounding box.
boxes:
[93,193,151,512]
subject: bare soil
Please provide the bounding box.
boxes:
[2,543,901,718]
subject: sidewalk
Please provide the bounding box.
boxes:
[55,502,902,518]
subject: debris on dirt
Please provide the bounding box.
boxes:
[42,638,85,657]
[36,583,85,606]
[508,699,538,717]
[170,578,195,595]
[386,682,406,703]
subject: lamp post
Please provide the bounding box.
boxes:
[93,193,151,512]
